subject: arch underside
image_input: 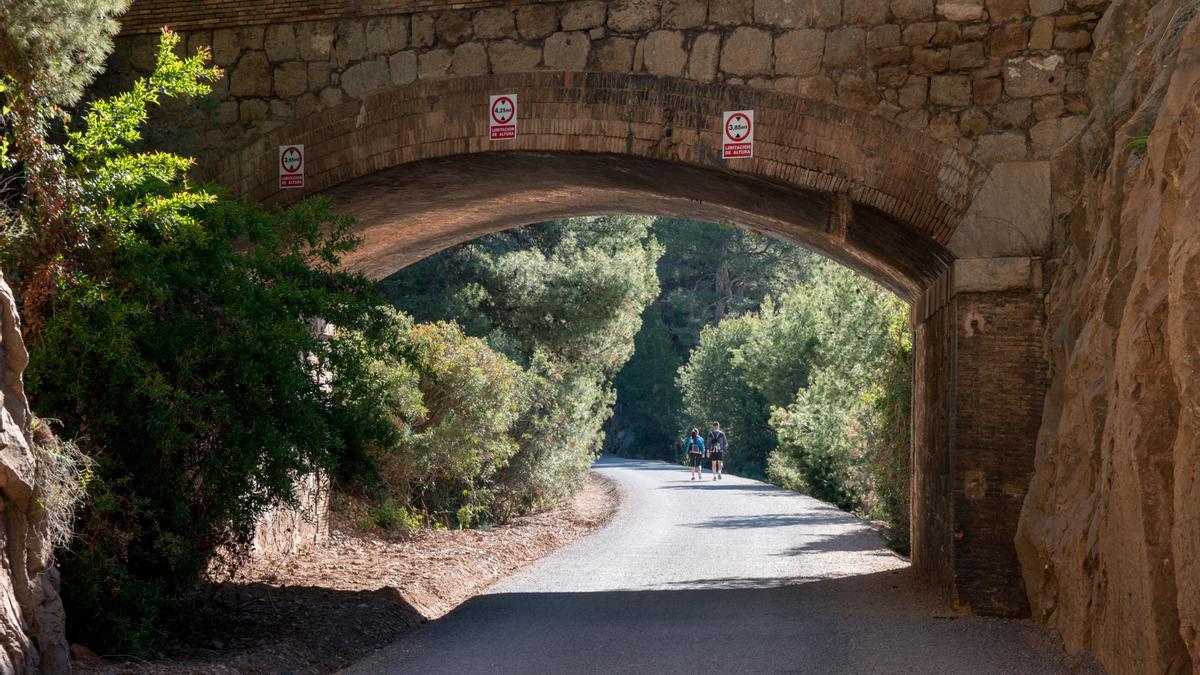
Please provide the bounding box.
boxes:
[327,151,953,298]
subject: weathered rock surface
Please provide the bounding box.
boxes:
[0,273,69,674]
[1015,1,1200,673]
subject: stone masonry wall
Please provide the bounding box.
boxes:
[104,0,1105,169]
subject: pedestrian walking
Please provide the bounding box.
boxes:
[707,422,727,480]
[685,428,706,480]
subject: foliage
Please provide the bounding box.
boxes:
[30,418,94,549]
[382,215,662,519]
[348,315,527,526]
[767,262,910,521]
[0,0,129,107]
[609,219,819,461]
[676,313,776,477]
[5,33,392,655]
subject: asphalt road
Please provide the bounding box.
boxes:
[343,456,1095,674]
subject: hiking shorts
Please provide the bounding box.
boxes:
[709,451,723,462]
[689,453,704,467]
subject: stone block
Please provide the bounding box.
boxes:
[562,1,607,30]
[418,49,452,79]
[930,74,972,105]
[240,26,265,50]
[273,61,308,98]
[912,47,950,74]
[868,25,902,48]
[953,257,1043,293]
[755,0,842,28]
[296,22,336,61]
[212,29,241,67]
[1003,54,1066,97]
[517,6,559,39]
[1029,0,1063,14]
[973,77,1002,104]
[937,0,985,22]
[436,11,473,46]
[452,43,488,76]
[687,32,721,80]
[335,22,366,67]
[949,42,986,69]
[991,98,1031,127]
[1032,95,1063,119]
[1029,115,1083,157]
[959,107,989,135]
[215,100,239,124]
[900,76,929,107]
[948,162,1050,257]
[903,23,937,46]
[897,108,930,129]
[473,8,514,39]
[1054,29,1091,49]
[824,28,867,68]
[307,61,330,88]
[844,0,889,24]
[664,0,708,27]
[609,0,659,32]
[710,0,754,24]
[365,16,408,55]
[318,87,342,108]
[932,21,961,45]
[341,58,390,97]
[230,51,270,97]
[878,65,909,86]
[976,129,1029,162]
[990,23,1030,56]
[240,98,269,122]
[837,72,880,107]
[412,14,436,47]
[892,0,935,22]
[720,27,773,76]
[1028,16,1054,49]
[544,31,591,69]
[986,0,1028,21]
[594,36,634,71]
[265,24,298,62]
[490,40,542,72]
[641,30,687,75]
[269,99,294,120]
[872,46,912,67]
[389,51,418,84]
[775,29,826,76]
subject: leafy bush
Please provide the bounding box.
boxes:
[4,33,394,655]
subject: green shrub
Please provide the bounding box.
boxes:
[4,33,395,655]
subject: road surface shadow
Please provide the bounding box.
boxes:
[350,571,1104,675]
[685,512,852,529]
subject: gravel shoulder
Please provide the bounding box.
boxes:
[73,471,619,674]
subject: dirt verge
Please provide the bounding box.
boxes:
[74,472,618,674]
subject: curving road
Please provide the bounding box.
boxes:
[344,456,1094,674]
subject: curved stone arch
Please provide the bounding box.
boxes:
[207,72,987,294]
[199,71,1050,619]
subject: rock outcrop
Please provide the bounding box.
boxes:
[0,272,69,674]
[1016,1,1200,673]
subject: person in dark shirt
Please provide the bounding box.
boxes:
[707,422,728,480]
[685,428,706,481]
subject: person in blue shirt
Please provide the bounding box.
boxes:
[685,428,706,481]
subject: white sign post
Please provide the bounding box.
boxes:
[722,110,754,159]
[279,144,305,189]
[489,94,517,140]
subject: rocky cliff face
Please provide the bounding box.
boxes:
[0,273,69,674]
[1016,1,1200,673]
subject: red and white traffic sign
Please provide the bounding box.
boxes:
[722,110,754,159]
[279,144,304,189]
[489,94,517,140]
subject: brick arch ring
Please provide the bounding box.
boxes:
[206,71,988,298]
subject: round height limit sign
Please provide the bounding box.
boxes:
[489,94,517,140]
[722,110,754,159]
[279,144,304,189]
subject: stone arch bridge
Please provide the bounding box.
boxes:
[107,0,1105,618]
